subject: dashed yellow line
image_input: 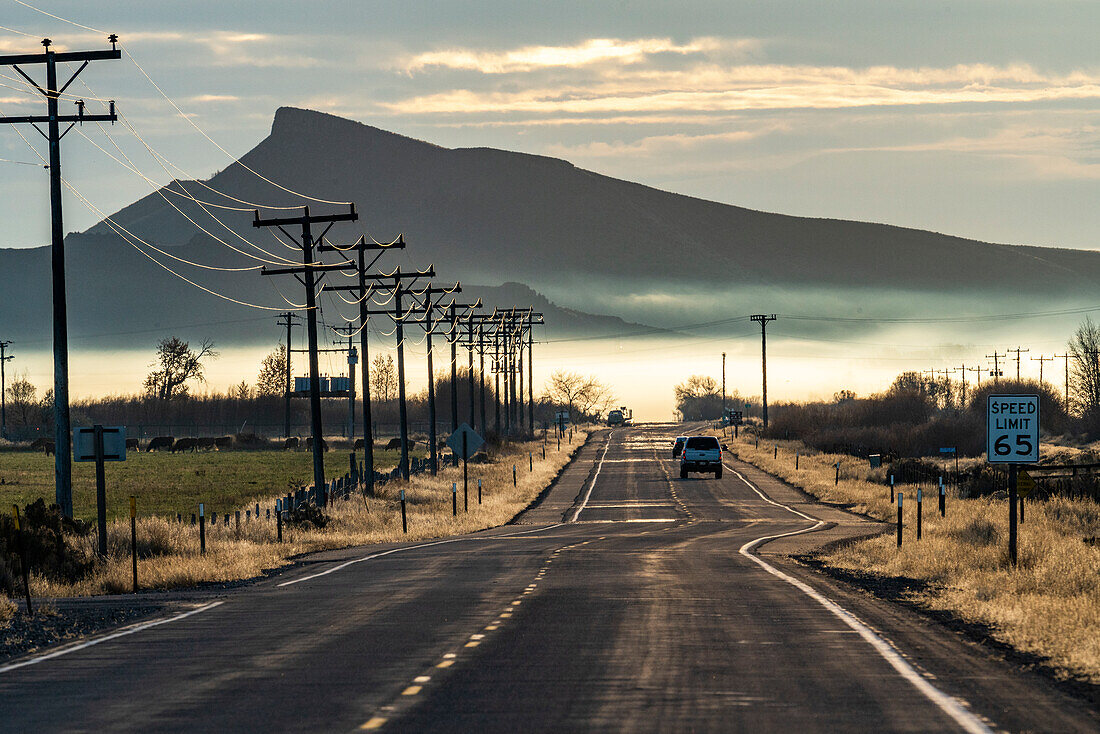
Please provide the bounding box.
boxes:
[360,716,387,729]
[436,659,454,668]
[401,685,422,696]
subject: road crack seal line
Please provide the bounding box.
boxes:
[355,539,594,731]
[727,463,995,734]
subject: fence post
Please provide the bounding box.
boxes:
[795,452,799,470]
[478,478,482,505]
[529,452,533,472]
[939,477,946,518]
[897,493,903,548]
[917,489,922,540]
[400,489,407,534]
[834,462,840,486]
[130,496,138,593]
[513,465,517,487]
[11,504,32,615]
[774,444,777,459]
[889,474,895,503]
[199,503,206,556]
[276,500,283,543]
[452,482,457,517]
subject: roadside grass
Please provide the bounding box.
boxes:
[21,432,587,598]
[0,446,418,523]
[721,430,1100,684]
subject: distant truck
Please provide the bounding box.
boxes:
[607,407,633,426]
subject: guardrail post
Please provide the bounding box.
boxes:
[478,478,482,505]
[834,462,840,486]
[452,482,457,517]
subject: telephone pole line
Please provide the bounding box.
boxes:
[750,315,776,428]
[256,204,359,505]
[0,341,12,440]
[0,35,121,518]
[1008,347,1029,380]
[1032,354,1054,385]
[275,313,299,439]
[721,352,726,421]
[985,351,1005,384]
[317,235,405,493]
[967,365,983,388]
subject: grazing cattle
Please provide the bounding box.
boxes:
[196,437,217,451]
[171,438,197,453]
[44,441,55,456]
[304,437,328,452]
[353,438,365,450]
[283,437,299,450]
[384,437,401,450]
[214,436,232,450]
[147,436,175,452]
[125,438,140,451]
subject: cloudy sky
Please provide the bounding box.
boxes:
[2,0,1100,253]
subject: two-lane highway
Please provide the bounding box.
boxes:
[0,426,1094,732]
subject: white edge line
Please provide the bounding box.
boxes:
[570,430,613,522]
[278,523,565,587]
[0,601,225,674]
[727,463,993,734]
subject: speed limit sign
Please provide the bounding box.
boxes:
[987,395,1039,464]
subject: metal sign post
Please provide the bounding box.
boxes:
[73,425,126,558]
[987,395,1039,566]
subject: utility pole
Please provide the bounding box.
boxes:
[1008,347,1029,381]
[721,352,726,421]
[967,365,983,388]
[750,315,776,428]
[325,267,435,480]
[986,351,1005,384]
[1,35,121,518]
[0,341,11,439]
[276,313,299,439]
[953,364,968,407]
[1032,354,1054,386]
[256,204,359,506]
[1055,353,1071,411]
[316,235,406,493]
[528,312,540,434]
[408,283,462,475]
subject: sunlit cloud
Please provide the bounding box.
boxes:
[404,37,736,74]
[383,62,1100,116]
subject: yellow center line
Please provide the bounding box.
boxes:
[401,685,422,696]
[436,660,454,668]
[360,717,387,729]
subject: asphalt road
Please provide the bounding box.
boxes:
[1,426,1096,732]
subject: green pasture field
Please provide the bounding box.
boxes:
[0,446,424,523]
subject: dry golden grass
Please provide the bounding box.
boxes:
[31,431,588,598]
[722,431,1100,683]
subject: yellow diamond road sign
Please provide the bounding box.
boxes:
[1016,470,1036,497]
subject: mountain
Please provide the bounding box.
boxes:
[4,105,1100,349]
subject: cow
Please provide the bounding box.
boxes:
[283,437,299,451]
[43,441,55,456]
[196,437,217,451]
[171,438,197,453]
[353,438,365,450]
[147,436,175,452]
[214,436,232,450]
[304,437,328,452]
[384,437,401,450]
[125,438,140,451]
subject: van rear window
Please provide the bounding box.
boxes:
[685,437,720,449]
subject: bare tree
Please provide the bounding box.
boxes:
[256,344,287,397]
[544,370,615,419]
[674,375,722,420]
[1069,316,1100,429]
[143,337,218,400]
[371,353,398,403]
[5,373,37,426]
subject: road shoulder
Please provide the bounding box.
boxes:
[730,455,1100,730]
